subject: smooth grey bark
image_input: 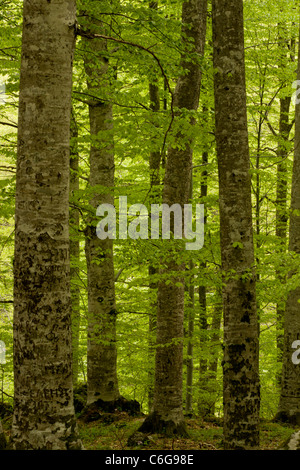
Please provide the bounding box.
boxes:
[197,279,208,413]
[198,290,222,417]
[185,260,195,415]
[275,31,294,367]
[148,264,158,412]
[207,295,222,416]
[139,0,207,436]
[83,23,120,405]
[185,164,197,415]
[147,4,162,411]
[197,149,209,416]
[275,95,292,366]
[276,20,300,425]
[70,108,80,387]
[11,0,82,450]
[212,0,260,449]
[148,78,161,412]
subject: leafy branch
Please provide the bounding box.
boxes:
[76,26,175,157]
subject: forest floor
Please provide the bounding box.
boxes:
[78,412,297,451]
[1,401,298,450]
[76,412,298,451]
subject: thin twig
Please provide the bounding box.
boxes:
[0,121,17,128]
[0,389,13,399]
[76,27,175,157]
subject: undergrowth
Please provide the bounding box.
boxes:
[1,402,297,450]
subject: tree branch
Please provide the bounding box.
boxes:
[0,121,17,128]
[76,27,175,157]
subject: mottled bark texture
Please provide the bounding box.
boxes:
[11,0,82,450]
[275,30,294,367]
[185,260,195,414]
[275,95,292,366]
[198,291,222,417]
[138,0,207,436]
[277,22,300,425]
[148,77,161,412]
[84,24,119,405]
[70,108,80,386]
[197,150,209,416]
[212,0,260,449]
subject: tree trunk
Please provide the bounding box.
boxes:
[148,78,161,412]
[198,290,222,417]
[212,0,260,449]
[207,294,222,416]
[275,28,294,369]
[275,95,292,366]
[70,107,81,387]
[11,0,82,449]
[197,149,209,416]
[83,21,120,405]
[276,20,300,426]
[185,260,195,415]
[197,281,208,414]
[138,0,207,436]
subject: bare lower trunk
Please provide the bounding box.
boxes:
[197,281,208,415]
[275,93,292,368]
[148,265,158,412]
[139,0,207,436]
[83,21,119,405]
[148,77,161,412]
[274,28,294,385]
[277,21,300,425]
[212,0,260,449]
[11,0,82,450]
[198,291,222,417]
[70,108,80,387]
[197,150,209,415]
[185,260,195,414]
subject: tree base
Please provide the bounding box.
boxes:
[79,395,141,423]
[0,402,13,419]
[135,411,189,438]
[274,411,300,426]
[9,420,83,450]
[73,383,88,413]
[279,430,300,450]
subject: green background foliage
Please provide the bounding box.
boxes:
[0,0,300,432]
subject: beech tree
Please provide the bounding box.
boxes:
[212,0,260,449]
[275,28,294,369]
[70,108,81,386]
[138,0,207,436]
[277,17,300,425]
[83,18,120,405]
[147,76,161,411]
[1,0,300,452]
[10,0,82,449]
